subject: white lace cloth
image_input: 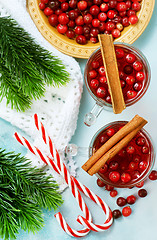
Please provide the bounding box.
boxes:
[0,0,83,191]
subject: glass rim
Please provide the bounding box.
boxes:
[84,42,151,109]
[89,120,155,188]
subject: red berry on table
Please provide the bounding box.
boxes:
[89,70,97,79]
[136,137,145,146]
[77,1,88,11]
[121,173,131,183]
[99,164,108,174]
[127,195,136,205]
[112,209,122,219]
[126,75,135,85]
[107,128,115,137]
[109,171,120,182]
[129,15,138,24]
[133,82,142,91]
[133,61,143,71]
[138,189,147,198]
[122,206,132,217]
[136,181,144,188]
[139,161,148,171]
[110,190,118,197]
[117,197,127,207]
[127,90,137,99]
[126,53,136,63]
[149,170,157,180]
[96,87,107,98]
[136,71,145,81]
[90,79,99,89]
[141,145,149,154]
[97,178,106,187]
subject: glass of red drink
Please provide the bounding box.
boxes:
[89,121,155,188]
[84,43,151,126]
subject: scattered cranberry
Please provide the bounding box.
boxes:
[127,195,136,205]
[105,184,114,191]
[110,190,118,197]
[117,197,127,207]
[138,189,147,198]
[109,171,120,182]
[149,170,157,181]
[97,178,106,187]
[122,206,132,217]
[112,209,122,219]
[136,181,144,188]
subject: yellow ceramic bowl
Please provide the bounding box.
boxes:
[27,0,155,59]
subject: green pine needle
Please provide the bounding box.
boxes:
[0,149,63,239]
[0,16,70,111]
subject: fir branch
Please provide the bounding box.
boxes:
[0,16,70,111]
[0,149,63,239]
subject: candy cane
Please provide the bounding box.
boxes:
[33,114,113,232]
[14,132,92,237]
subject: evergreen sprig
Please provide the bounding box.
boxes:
[0,149,63,239]
[0,16,70,111]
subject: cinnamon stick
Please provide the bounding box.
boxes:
[82,115,147,172]
[88,120,147,176]
[98,34,126,114]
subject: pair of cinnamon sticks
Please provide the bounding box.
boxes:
[82,115,147,176]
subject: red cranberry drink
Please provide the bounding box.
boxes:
[84,43,150,126]
[89,121,155,188]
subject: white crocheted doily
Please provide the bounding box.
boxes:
[0,0,83,192]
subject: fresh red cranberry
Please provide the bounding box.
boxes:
[98,12,107,21]
[68,10,79,20]
[69,0,77,8]
[44,7,53,16]
[113,16,122,24]
[141,145,149,154]
[107,10,116,19]
[84,13,93,24]
[136,137,145,146]
[98,66,106,76]
[41,0,48,3]
[110,189,118,197]
[75,16,84,26]
[139,161,148,171]
[108,0,117,8]
[107,128,115,137]
[117,197,127,207]
[96,87,107,98]
[136,71,145,81]
[61,2,69,11]
[123,65,133,74]
[90,28,99,37]
[127,195,136,204]
[122,206,132,217]
[109,161,119,170]
[90,37,98,43]
[90,5,100,16]
[112,29,121,38]
[138,189,147,198]
[48,0,60,10]
[121,173,131,183]
[117,2,127,12]
[116,23,123,31]
[66,29,75,39]
[126,75,135,85]
[105,185,114,191]
[58,13,69,24]
[97,178,106,187]
[76,35,87,44]
[99,164,108,173]
[68,20,75,28]
[127,90,137,99]
[109,171,120,182]
[132,1,141,11]
[57,23,68,34]
[133,61,143,71]
[77,1,88,11]
[39,2,46,10]
[93,0,102,5]
[133,82,142,91]
[48,14,58,26]
[100,3,108,11]
[125,0,131,9]
[55,9,63,15]
[112,209,122,219]
[75,26,83,35]
[129,15,138,24]
[127,9,136,17]
[122,16,130,27]
[99,22,106,32]
[105,21,115,31]
[126,53,136,63]
[92,19,100,27]
[119,10,127,17]
[89,69,97,79]
[149,170,157,180]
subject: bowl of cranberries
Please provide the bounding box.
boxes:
[84,42,150,125]
[89,121,155,188]
[28,0,155,58]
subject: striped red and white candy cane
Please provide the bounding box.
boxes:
[14,132,92,237]
[33,114,113,232]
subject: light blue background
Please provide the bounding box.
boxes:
[1,3,157,240]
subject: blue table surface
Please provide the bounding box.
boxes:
[1,3,157,240]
